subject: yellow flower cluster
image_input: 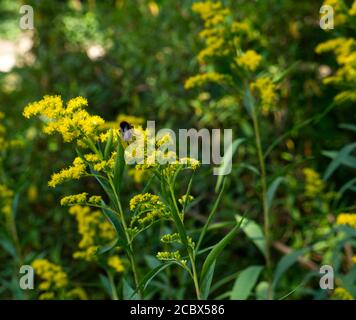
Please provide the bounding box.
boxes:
[350,1,356,16]
[60,193,102,206]
[0,184,13,220]
[336,213,356,228]
[316,3,356,103]
[48,157,87,187]
[250,77,278,114]
[23,95,104,143]
[156,251,186,266]
[322,0,356,26]
[303,168,325,198]
[184,72,232,89]
[332,287,354,300]
[107,255,125,273]
[130,193,161,211]
[236,50,262,72]
[32,259,68,299]
[69,205,116,261]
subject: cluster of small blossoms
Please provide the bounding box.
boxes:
[31,259,68,300]
[235,50,262,72]
[186,1,279,115]
[303,168,325,198]
[184,72,232,90]
[336,213,356,229]
[316,1,356,103]
[156,251,187,266]
[250,77,278,114]
[23,96,104,144]
[178,194,194,206]
[130,193,161,211]
[332,287,354,300]
[107,255,125,273]
[60,193,102,206]
[160,233,194,247]
[129,193,171,230]
[48,157,87,188]
[69,205,116,261]
[322,0,356,27]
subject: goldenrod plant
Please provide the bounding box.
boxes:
[23,95,243,299]
[0,0,355,301]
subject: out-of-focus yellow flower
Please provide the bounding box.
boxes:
[27,184,38,202]
[107,255,125,273]
[303,168,325,198]
[184,72,231,89]
[67,287,88,300]
[350,1,356,15]
[250,77,278,114]
[332,287,354,300]
[32,259,68,296]
[235,50,262,72]
[69,205,116,261]
[0,184,14,220]
[336,213,356,228]
[352,256,356,264]
[148,1,159,16]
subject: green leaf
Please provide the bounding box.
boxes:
[101,204,128,251]
[200,220,242,283]
[230,266,263,300]
[123,278,139,300]
[339,123,356,133]
[267,177,285,209]
[339,177,356,197]
[243,86,255,117]
[215,138,245,192]
[323,143,356,180]
[99,274,112,298]
[113,141,126,191]
[236,214,266,258]
[272,247,310,291]
[104,129,113,159]
[201,260,216,299]
[255,281,269,300]
[322,151,356,169]
[97,238,118,255]
[131,262,174,298]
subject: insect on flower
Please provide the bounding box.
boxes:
[119,121,133,142]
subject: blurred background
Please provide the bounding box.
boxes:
[0,0,355,299]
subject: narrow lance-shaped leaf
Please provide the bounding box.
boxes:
[230,265,264,300]
[200,218,243,284]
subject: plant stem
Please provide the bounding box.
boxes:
[251,107,273,300]
[107,271,119,300]
[108,177,143,298]
[189,252,201,300]
[168,185,201,299]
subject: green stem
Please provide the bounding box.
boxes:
[251,106,273,300]
[108,177,143,298]
[107,271,119,300]
[168,185,201,300]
